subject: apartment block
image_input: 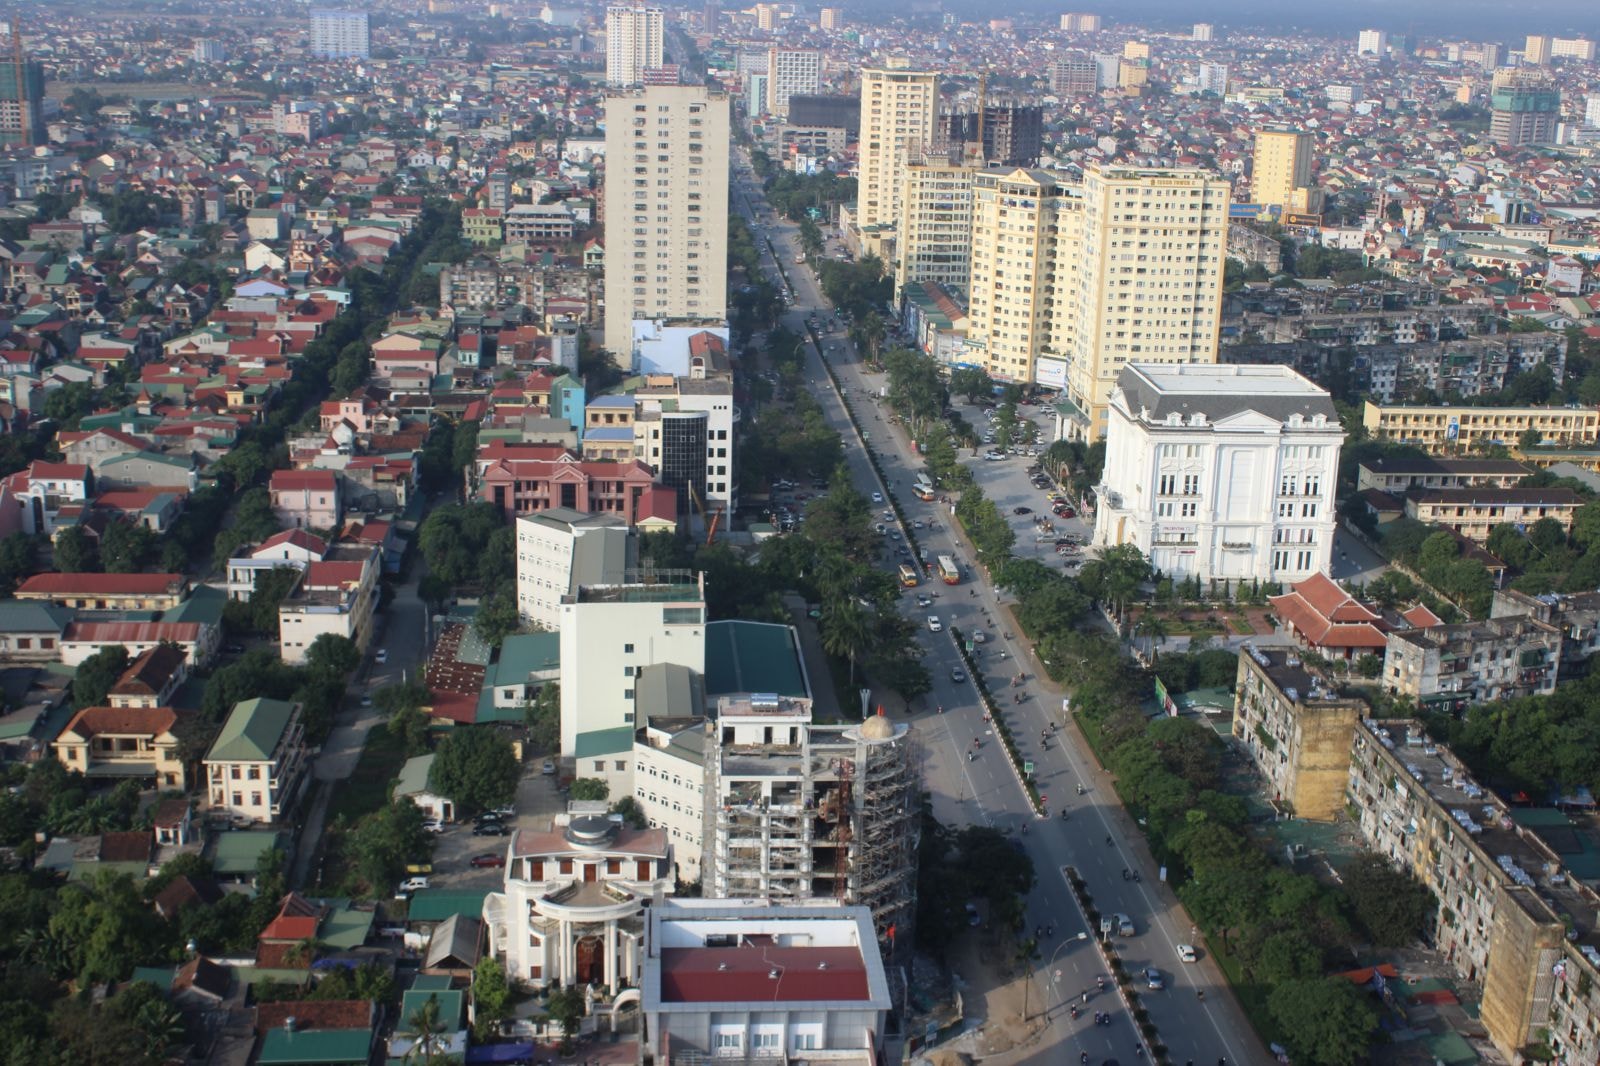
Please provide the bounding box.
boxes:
[1490,71,1559,146]
[632,375,739,513]
[1361,400,1600,452]
[605,4,664,86]
[706,703,918,944]
[633,709,710,882]
[0,59,45,148]
[1523,35,1553,64]
[204,698,309,825]
[1356,457,1531,495]
[276,544,381,664]
[1250,128,1313,213]
[1232,647,1367,820]
[893,158,975,303]
[514,508,632,631]
[1059,13,1101,32]
[944,105,1044,167]
[603,84,729,357]
[1093,364,1342,585]
[1403,487,1582,544]
[1551,36,1597,61]
[1347,719,1600,1064]
[765,49,821,119]
[1356,29,1388,56]
[856,67,939,233]
[1492,587,1600,681]
[1383,615,1561,710]
[1050,54,1099,95]
[309,9,369,58]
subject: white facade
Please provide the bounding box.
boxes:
[633,379,739,510]
[1094,364,1343,587]
[309,10,370,58]
[856,68,939,232]
[602,85,730,356]
[605,5,664,86]
[765,49,821,118]
[894,160,975,302]
[630,320,732,377]
[634,721,709,882]
[483,810,673,989]
[1357,29,1388,56]
[276,547,381,664]
[514,509,631,631]
[558,575,707,755]
[203,698,308,825]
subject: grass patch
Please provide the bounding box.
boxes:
[1206,935,1288,1049]
[1229,616,1256,635]
[338,722,408,820]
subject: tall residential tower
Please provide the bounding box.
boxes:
[855,66,939,233]
[606,5,665,86]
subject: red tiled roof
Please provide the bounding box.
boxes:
[59,705,179,741]
[270,469,338,491]
[19,572,185,596]
[99,830,154,863]
[658,947,870,1003]
[1268,590,1389,650]
[1402,604,1443,629]
[1288,572,1383,625]
[64,621,203,645]
[28,461,91,480]
[254,529,329,557]
[255,1000,372,1034]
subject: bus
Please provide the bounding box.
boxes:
[913,473,935,501]
[937,555,961,585]
[898,563,920,588]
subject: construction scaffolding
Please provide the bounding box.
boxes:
[705,697,920,950]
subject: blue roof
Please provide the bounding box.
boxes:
[583,426,634,441]
[588,394,635,408]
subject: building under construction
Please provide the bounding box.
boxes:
[704,695,920,950]
[0,23,43,149]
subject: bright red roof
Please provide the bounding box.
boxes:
[19,572,185,596]
[658,947,870,1003]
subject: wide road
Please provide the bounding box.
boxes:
[735,155,1265,1066]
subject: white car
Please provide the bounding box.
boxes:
[927,616,943,633]
[871,492,884,504]
[421,820,445,834]
[1177,944,1198,963]
[375,648,389,665]
[399,876,430,893]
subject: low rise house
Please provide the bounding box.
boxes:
[204,698,309,825]
[277,545,381,664]
[393,754,454,823]
[226,529,329,600]
[269,469,342,531]
[14,571,188,610]
[52,704,187,789]
[107,644,188,707]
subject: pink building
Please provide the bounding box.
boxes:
[473,441,658,524]
[269,470,342,531]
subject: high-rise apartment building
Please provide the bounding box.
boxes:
[309,10,370,58]
[944,104,1043,167]
[1251,127,1313,212]
[1587,94,1600,128]
[963,164,1228,419]
[1523,34,1553,64]
[1064,166,1231,439]
[894,158,975,302]
[602,84,730,355]
[0,59,44,148]
[856,67,939,233]
[702,1,720,33]
[193,38,226,63]
[1552,36,1597,61]
[1192,22,1214,42]
[1050,53,1098,94]
[606,5,665,86]
[1058,13,1101,32]
[1197,63,1229,96]
[1490,71,1559,145]
[819,7,841,30]
[755,2,777,31]
[765,48,821,119]
[1356,29,1388,56]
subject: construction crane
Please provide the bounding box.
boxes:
[686,480,721,546]
[7,19,29,150]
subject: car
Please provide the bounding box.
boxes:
[421,820,445,834]
[915,594,932,608]
[1178,944,1199,963]
[965,902,981,927]
[473,811,504,825]
[492,804,516,818]
[399,876,430,893]
[927,616,943,632]
[360,695,373,707]
[542,759,556,775]
[983,451,1006,461]
[875,523,886,535]
[375,648,389,665]
[951,667,967,683]
[1144,967,1165,990]
[1057,507,1076,519]
[871,492,884,504]
[911,520,924,529]
[473,822,511,837]
[971,630,987,644]
[1012,506,1032,515]
[1117,914,1135,937]
[888,530,901,541]
[470,853,507,868]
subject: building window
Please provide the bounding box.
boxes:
[594,761,605,772]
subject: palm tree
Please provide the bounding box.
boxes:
[820,600,872,685]
[401,994,446,1062]
[1139,614,1171,664]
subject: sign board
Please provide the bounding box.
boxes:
[1446,417,1460,441]
[1034,356,1068,390]
[1154,676,1178,717]
[1229,203,1264,219]
[1283,212,1323,227]
[1024,761,1035,775]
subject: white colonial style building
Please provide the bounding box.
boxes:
[483,806,674,990]
[1093,363,1342,587]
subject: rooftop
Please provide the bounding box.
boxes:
[1116,363,1339,426]
[704,620,809,699]
[658,946,871,1004]
[207,698,299,763]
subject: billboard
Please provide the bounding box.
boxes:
[1283,212,1323,227]
[1154,675,1178,717]
[1229,203,1264,218]
[1034,356,1068,390]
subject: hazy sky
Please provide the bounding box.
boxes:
[942,0,1599,42]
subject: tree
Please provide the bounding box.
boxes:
[473,956,511,1039]
[525,683,559,753]
[473,588,521,650]
[1341,854,1436,946]
[569,778,610,802]
[429,728,519,813]
[306,633,361,678]
[99,520,155,573]
[401,993,448,1060]
[609,796,648,829]
[347,801,431,894]
[1268,977,1378,1066]
[53,526,95,573]
[819,600,871,685]
[547,985,586,1053]
[73,646,131,709]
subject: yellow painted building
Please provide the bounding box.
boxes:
[856,67,939,233]
[1251,128,1312,212]
[1361,400,1600,451]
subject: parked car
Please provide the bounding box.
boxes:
[541,760,556,776]
[473,811,504,826]
[965,903,981,927]
[421,820,445,834]
[375,648,389,665]
[399,876,430,893]
[473,822,510,837]
[916,594,933,608]
[1012,506,1032,515]
[470,853,507,869]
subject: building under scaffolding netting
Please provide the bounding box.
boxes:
[705,695,921,951]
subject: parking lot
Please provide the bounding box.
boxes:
[419,764,567,890]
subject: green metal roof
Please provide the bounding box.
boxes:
[410,974,454,991]
[257,1027,373,1065]
[208,698,298,763]
[129,966,176,991]
[393,754,437,799]
[492,632,560,685]
[211,829,286,875]
[574,726,634,759]
[319,900,375,950]
[400,988,464,1031]
[703,620,808,698]
[404,889,488,923]
[163,584,227,627]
